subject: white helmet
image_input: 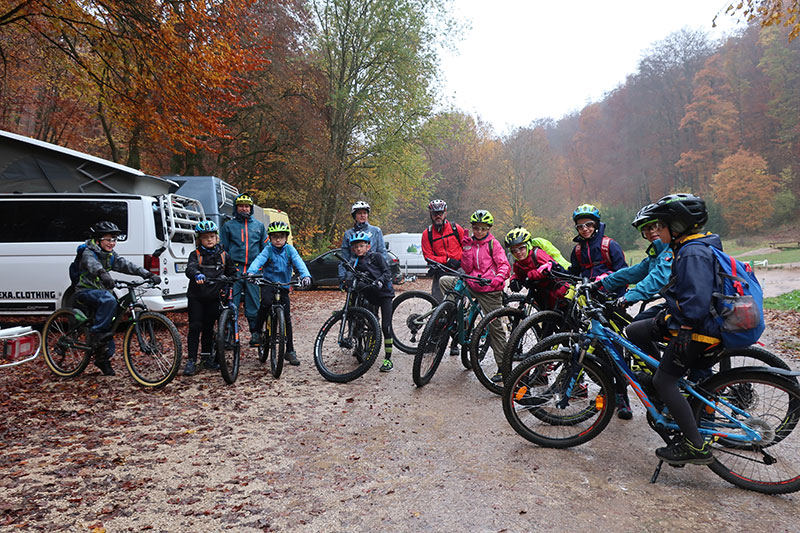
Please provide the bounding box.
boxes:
[350,200,371,218]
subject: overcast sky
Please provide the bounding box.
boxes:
[437,0,745,134]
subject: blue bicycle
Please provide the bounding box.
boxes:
[502,280,800,494]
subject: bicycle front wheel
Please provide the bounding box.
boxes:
[123,312,182,388]
[217,308,240,384]
[391,290,438,354]
[470,307,527,395]
[413,300,456,387]
[42,309,92,378]
[499,310,565,384]
[314,307,381,383]
[692,368,800,494]
[503,350,615,448]
[270,307,286,379]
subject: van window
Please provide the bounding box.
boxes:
[0,200,128,242]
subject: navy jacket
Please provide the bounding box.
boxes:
[338,222,387,279]
[569,222,627,295]
[348,250,394,299]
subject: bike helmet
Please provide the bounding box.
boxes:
[349,230,372,244]
[89,221,122,238]
[572,204,601,223]
[470,209,494,226]
[235,193,254,206]
[350,200,371,218]
[428,199,447,212]
[504,227,532,250]
[267,220,291,234]
[194,220,219,234]
[641,193,708,236]
[631,203,659,231]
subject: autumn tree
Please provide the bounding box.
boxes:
[711,149,780,232]
[722,0,800,40]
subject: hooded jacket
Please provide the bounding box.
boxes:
[219,206,267,265]
[568,222,627,292]
[510,247,569,310]
[338,222,387,279]
[601,238,673,303]
[460,232,510,293]
[348,249,394,298]
[185,244,238,299]
[75,239,150,292]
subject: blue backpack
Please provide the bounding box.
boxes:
[686,242,765,349]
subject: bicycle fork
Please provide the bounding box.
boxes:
[337,290,355,349]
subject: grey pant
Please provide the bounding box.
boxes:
[439,276,507,365]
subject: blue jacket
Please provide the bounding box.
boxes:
[601,239,673,303]
[338,222,387,279]
[220,209,267,266]
[663,232,722,338]
[568,222,627,288]
[247,242,310,285]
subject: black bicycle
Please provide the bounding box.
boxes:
[247,275,302,379]
[313,254,382,383]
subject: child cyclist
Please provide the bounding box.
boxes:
[504,227,569,312]
[74,221,161,376]
[440,210,510,382]
[246,221,311,366]
[183,221,238,376]
[345,231,396,372]
[569,204,627,295]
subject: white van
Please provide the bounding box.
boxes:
[0,193,204,315]
[384,232,427,275]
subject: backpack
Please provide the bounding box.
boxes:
[68,244,113,287]
[530,237,570,270]
[427,221,462,250]
[574,236,612,271]
[196,248,227,267]
[685,242,765,349]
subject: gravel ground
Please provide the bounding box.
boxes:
[1,276,799,532]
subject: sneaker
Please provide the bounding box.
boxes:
[285,351,300,366]
[380,359,394,372]
[490,372,504,383]
[183,359,197,376]
[249,331,261,347]
[94,360,115,376]
[449,345,460,357]
[616,393,633,420]
[655,438,714,465]
[203,356,220,370]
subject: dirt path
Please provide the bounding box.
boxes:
[1,279,799,532]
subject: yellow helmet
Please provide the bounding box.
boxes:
[235,194,254,206]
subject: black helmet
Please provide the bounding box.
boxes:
[642,193,707,236]
[90,221,122,238]
[631,203,659,231]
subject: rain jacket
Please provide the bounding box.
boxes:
[510,247,569,310]
[220,207,267,266]
[422,220,464,265]
[601,238,673,304]
[460,232,510,293]
[349,250,395,299]
[185,244,238,300]
[247,242,310,285]
[75,239,150,293]
[568,222,627,295]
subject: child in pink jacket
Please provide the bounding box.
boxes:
[438,210,510,381]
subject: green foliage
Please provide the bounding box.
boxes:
[599,204,639,250]
[764,290,800,311]
[704,197,729,236]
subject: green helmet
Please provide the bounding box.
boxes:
[268,220,291,234]
[235,193,254,206]
[470,209,494,226]
[504,227,532,250]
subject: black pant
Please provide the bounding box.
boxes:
[187,297,219,361]
[255,286,294,352]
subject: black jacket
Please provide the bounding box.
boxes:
[349,250,394,299]
[185,245,238,300]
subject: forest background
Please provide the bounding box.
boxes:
[1,0,799,255]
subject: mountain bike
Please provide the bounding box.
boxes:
[247,275,302,379]
[413,262,490,387]
[203,275,242,384]
[502,280,800,494]
[42,279,181,388]
[0,326,41,369]
[313,254,382,383]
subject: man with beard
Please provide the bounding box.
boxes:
[421,199,464,303]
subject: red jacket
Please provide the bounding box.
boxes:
[421,221,464,264]
[511,247,569,310]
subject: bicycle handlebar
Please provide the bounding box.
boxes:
[113,278,158,289]
[425,259,491,286]
[239,274,301,288]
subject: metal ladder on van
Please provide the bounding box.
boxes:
[157,194,205,259]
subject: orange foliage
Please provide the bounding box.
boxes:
[711,149,780,233]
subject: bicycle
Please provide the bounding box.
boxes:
[413,262,490,387]
[0,326,41,369]
[502,279,800,494]
[246,275,302,379]
[202,275,243,384]
[313,254,382,383]
[42,279,182,388]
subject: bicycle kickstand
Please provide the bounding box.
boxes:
[650,460,664,484]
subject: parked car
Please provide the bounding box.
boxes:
[304,250,402,288]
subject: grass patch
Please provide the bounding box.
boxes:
[623,242,800,266]
[764,290,800,311]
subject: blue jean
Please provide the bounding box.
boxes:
[76,289,117,360]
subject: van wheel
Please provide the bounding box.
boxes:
[61,288,76,309]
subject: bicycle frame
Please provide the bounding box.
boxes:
[444,278,483,347]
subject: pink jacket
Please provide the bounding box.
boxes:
[460,232,510,292]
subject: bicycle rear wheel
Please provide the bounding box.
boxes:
[499,310,565,384]
[217,308,240,384]
[692,368,800,494]
[123,312,181,388]
[42,308,92,378]
[503,350,615,448]
[413,300,456,387]
[314,307,381,383]
[391,290,438,354]
[270,307,286,379]
[470,307,527,394]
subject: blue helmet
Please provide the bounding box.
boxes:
[194,220,218,234]
[349,230,372,244]
[572,204,601,223]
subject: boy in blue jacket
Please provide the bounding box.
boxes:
[246,221,311,366]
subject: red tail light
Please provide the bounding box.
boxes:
[144,254,161,276]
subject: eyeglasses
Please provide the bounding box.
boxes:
[640,222,665,236]
[509,245,527,255]
[575,222,596,231]
[472,225,490,232]
[100,237,118,243]
[431,211,445,216]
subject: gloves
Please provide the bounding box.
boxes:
[477,277,490,287]
[372,280,383,289]
[339,280,350,292]
[671,327,693,361]
[614,296,630,308]
[584,280,603,293]
[99,271,115,290]
[301,277,312,288]
[509,279,523,293]
[537,262,553,275]
[527,268,544,281]
[149,274,162,285]
[195,273,206,284]
[446,258,461,270]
